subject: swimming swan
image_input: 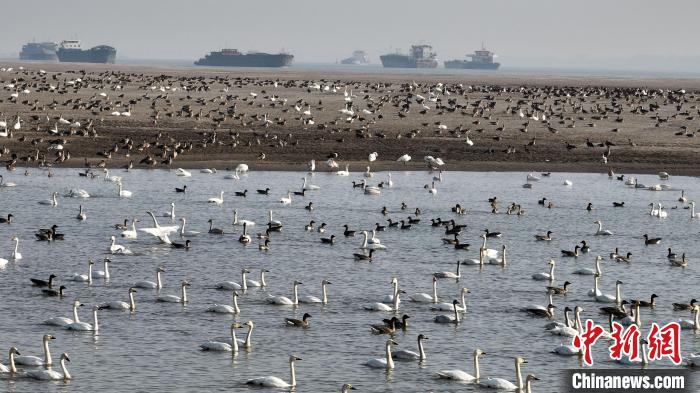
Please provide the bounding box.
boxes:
[44,300,82,326]
[26,353,71,381]
[393,334,428,361]
[157,281,190,303]
[436,348,484,381]
[299,279,331,304]
[246,355,301,388]
[134,266,165,289]
[431,288,469,311]
[478,356,526,390]
[593,220,613,236]
[267,280,302,305]
[206,290,240,314]
[15,335,55,366]
[199,323,242,352]
[365,339,397,369]
[215,268,249,291]
[532,260,555,281]
[64,305,99,332]
[410,276,438,303]
[99,288,136,311]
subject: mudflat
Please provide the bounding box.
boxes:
[1,61,699,175]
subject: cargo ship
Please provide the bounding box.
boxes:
[19,42,59,61]
[340,50,369,65]
[380,45,438,69]
[195,49,293,67]
[444,45,500,70]
[56,40,116,64]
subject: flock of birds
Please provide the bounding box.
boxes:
[0,65,699,173]
[0,162,698,391]
[0,64,698,391]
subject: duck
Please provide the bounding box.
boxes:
[547,281,572,295]
[673,299,697,311]
[561,245,580,257]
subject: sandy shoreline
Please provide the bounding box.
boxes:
[1,61,699,177]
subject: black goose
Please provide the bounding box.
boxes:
[31,274,57,288]
[304,202,313,211]
[256,188,270,195]
[525,304,556,319]
[615,252,632,263]
[293,189,305,196]
[538,197,547,205]
[175,185,187,193]
[375,223,386,231]
[343,225,356,237]
[320,235,336,244]
[445,225,461,236]
[0,213,13,223]
[207,219,224,235]
[234,189,248,197]
[387,219,399,228]
[672,298,697,311]
[534,231,553,241]
[285,313,311,328]
[612,201,625,207]
[431,218,442,227]
[407,216,420,224]
[561,245,580,257]
[381,206,389,215]
[371,317,397,335]
[442,234,458,245]
[114,219,128,230]
[546,281,571,295]
[643,234,662,245]
[630,294,658,308]
[667,248,677,260]
[353,249,374,261]
[384,315,410,330]
[599,301,629,318]
[454,239,470,250]
[171,239,191,249]
[400,220,411,230]
[484,229,502,238]
[586,202,593,211]
[580,240,590,253]
[42,285,66,297]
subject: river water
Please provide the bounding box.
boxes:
[0,169,697,392]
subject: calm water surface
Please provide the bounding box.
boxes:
[0,169,698,392]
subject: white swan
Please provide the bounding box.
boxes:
[393,334,428,361]
[15,335,54,366]
[678,306,699,330]
[246,355,301,388]
[134,266,165,289]
[0,175,17,187]
[431,288,469,311]
[434,300,461,324]
[162,202,175,219]
[232,210,255,227]
[299,279,331,304]
[593,220,613,236]
[206,290,240,314]
[103,169,122,183]
[368,229,381,245]
[532,260,555,281]
[246,269,269,287]
[387,173,394,187]
[437,348,484,381]
[139,211,179,243]
[279,192,292,205]
[462,247,485,266]
[480,234,499,259]
[109,235,132,254]
[179,217,200,237]
[26,353,71,381]
[91,258,111,279]
[410,276,438,303]
[208,191,224,204]
[157,281,190,303]
[547,306,582,337]
[266,280,302,305]
[71,259,94,284]
[690,202,700,219]
[596,279,622,304]
[360,230,386,250]
[76,205,87,221]
[215,268,249,291]
[10,236,21,260]
[301,176,320,190]
[365,339,397,369]
[478,356,526,390]
[0,347,20,374]
[121,218,138,239]
[117,182,132,198]
[336,164,350,176]
[99,288,136,311]
[433,260,461,279]
[588,272,603,297]
[44,300,82,326]
[365,280,401,311]
[65,305,99,332]
[573,255,603,275]
[38,192,58,206]
[175,168,191,177]
[200,323,242,352]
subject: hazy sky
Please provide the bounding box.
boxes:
[5,0,700,70]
